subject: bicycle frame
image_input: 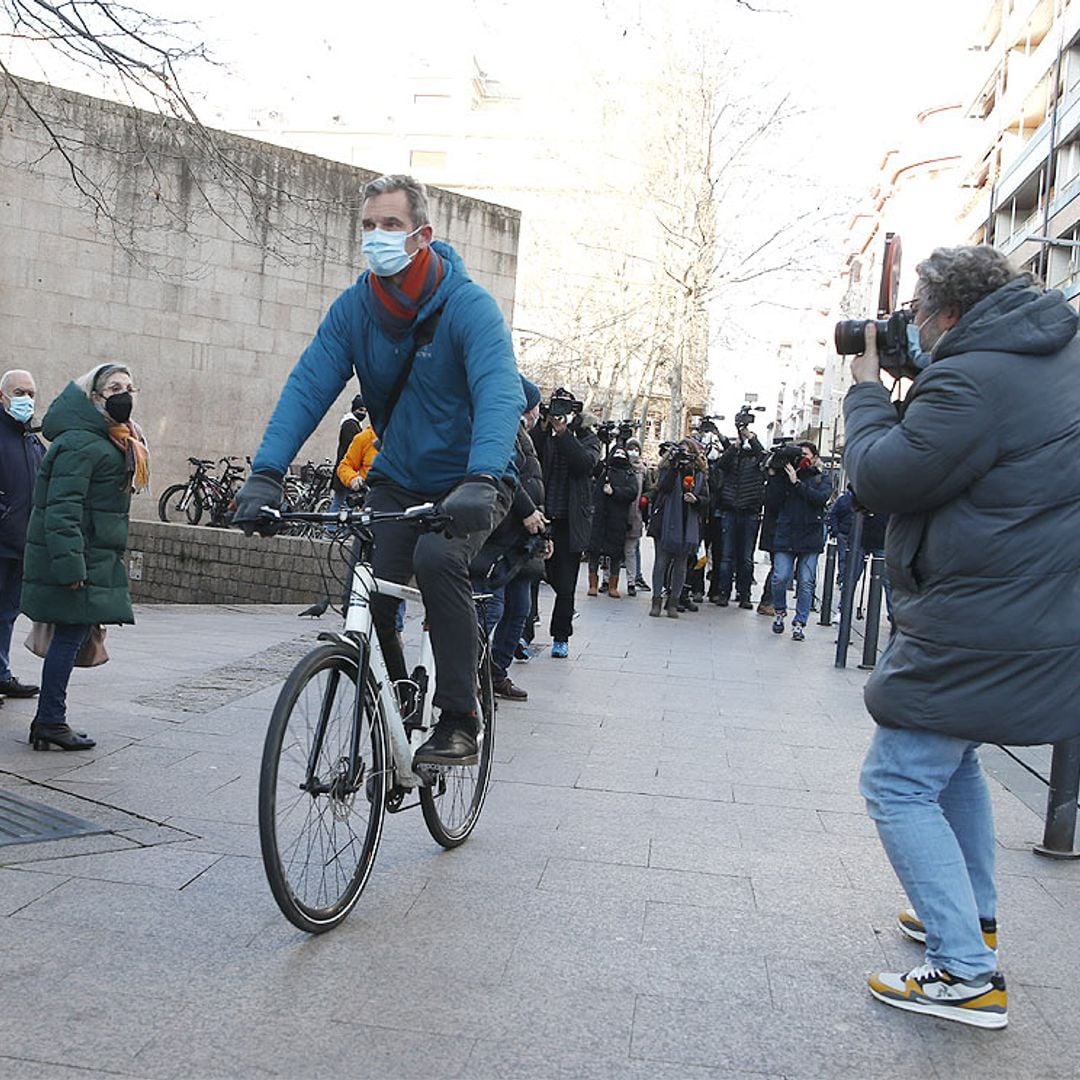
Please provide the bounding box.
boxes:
[315,555,435,793]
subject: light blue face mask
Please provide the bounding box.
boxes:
[6,396,34,423]
[905,322,931,374]
[361,225,423,277]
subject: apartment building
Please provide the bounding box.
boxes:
[961,0,1080,299]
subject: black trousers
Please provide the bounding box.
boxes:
[366,480,510,714]
[545,518,581,642]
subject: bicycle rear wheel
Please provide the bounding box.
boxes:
[419,627,496,848]
[158,483,203,525]
[259,643,388,933]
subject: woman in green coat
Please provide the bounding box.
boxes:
[22,364,149,751]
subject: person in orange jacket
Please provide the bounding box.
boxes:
[336,426,379,491]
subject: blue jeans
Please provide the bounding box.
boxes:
[34,623,90,728]
[475,574,530,679]
[717,510,760,600]
[0,557,23,682]
[771,550,818,625]
[861,726,998,979]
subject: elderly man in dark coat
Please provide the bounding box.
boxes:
[0,370,46,701]
[844,245,1080,1030]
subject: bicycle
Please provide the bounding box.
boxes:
[255,502,496,933]
[159,457,248,526]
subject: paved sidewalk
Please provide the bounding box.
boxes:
[1,565,1079,1079]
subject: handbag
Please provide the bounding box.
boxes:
[25,623,110,667]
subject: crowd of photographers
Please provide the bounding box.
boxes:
[331,378,888,702]
[461,388,863,696]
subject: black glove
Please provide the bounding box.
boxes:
[439,475,500,539]
[230,472,285,537]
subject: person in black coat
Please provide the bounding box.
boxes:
[586,446,638,598]
[768,442,830,639]
[755,466,788,615]
[472,377,549,699]
[536,390,601,657]
[0,369,46,700]
[845,244,1080,1028]
[712,425,766,608]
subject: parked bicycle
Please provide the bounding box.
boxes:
[255,502,496,933]
[158,457,248,527]
[280,459,336,538]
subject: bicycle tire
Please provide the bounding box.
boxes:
[157,483,203,525]
[419,627,496,848]
[259,643,388,933]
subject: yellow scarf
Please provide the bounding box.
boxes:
[107,421,151,492]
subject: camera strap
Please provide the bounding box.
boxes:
[378,304,445,438]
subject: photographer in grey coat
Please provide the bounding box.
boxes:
[844,245,1080,1030]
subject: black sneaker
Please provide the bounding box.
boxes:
[737,598,754,610]
[413,713,479,766]
[634,578,650,592]
[0,676,39,698]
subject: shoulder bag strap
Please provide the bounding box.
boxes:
[378,304,445,438]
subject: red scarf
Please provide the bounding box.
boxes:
[368,246,444,338]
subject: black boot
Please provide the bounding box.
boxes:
[29,724,96,752]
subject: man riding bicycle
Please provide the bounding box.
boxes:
[232,174,523,766]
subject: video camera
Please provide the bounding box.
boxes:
[659,440,697,471]
[541,387,583,421]
[834,309,928,381]
[765,439,807,472]
[597,418,639,445]
[734,404,766,429]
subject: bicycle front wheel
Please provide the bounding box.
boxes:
[420,627,496,848]
[158,483,203,525]
[259,643,388,933]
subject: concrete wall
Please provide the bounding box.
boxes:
[126,520,333,606]
[0,77,520,519]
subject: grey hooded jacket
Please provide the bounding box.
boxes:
[843,276,1080,745]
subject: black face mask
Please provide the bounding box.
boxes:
[104,392,133,423]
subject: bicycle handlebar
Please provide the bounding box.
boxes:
[257,502,452,531]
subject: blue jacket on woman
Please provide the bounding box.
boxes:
[252,241,524,497]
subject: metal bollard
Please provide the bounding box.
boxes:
[858,553,886,670]
[819,540,836,626]
[1033,736,1080,859]
[834,513,864,669]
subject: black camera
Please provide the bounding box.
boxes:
[834,309,927,381]
[765,440,806,472]
[734,406,756,428]
[597,418,638,445]
[659,440,695,471]
[546,387,583,419]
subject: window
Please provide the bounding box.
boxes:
[409,150,447,170]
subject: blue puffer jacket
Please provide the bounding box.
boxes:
[0,409,46,560]
[253,242,524,497]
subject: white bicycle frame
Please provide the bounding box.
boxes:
[326,557,436,791]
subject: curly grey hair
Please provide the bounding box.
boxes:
[361,174,431,229]
[915,245,1028,318]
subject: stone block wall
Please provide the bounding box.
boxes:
[126,520,334,606]
[0,76,521,521]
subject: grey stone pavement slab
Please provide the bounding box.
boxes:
[0,560,1077,1079]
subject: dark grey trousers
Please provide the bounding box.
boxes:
[366,480,510,714]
